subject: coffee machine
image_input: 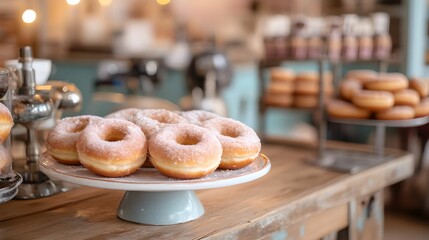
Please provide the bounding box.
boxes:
[9,46,82,199]
[181,47,232,116]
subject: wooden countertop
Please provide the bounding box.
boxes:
[0,143,414,239]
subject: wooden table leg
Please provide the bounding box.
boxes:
[347,191,384,240]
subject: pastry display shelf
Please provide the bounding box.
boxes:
[258,58,329,142]
[311,116,429,174]
[328,116,429,156]
[0,171,22,203]
[258,57,389,174]
[39,152,271,225]
[258,58,388,140]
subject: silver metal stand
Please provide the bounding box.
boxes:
[312,117,429,174]
[317,59,327,160]
[10,47,82,199]
[308,59,410,173]
[0,171,22,203]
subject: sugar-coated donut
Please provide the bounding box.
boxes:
[351,90,394,111]
[46,115,103,165]
[345,69,377,83]
[363,73,408,92]
[0,103,13,144]
[149,123,222,179]
[77,118,147,177]
[264,93,293,107]
[105,108,141,121]
[409,78,429,98]
[375,106,415,120]
[268,81,294,94]
[132,109,188,139]
[270,68,295,82]
[340,79,362,100]
[203,117,261,169]
[393,89,420,106]
[327,99,371,119]
[180,110,219,126]
[0,145,12,174]
[414,97,429,118]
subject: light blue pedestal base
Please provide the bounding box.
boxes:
[117,190,205,225]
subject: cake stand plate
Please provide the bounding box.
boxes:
[39,152,271,225]
[0,171,23,203]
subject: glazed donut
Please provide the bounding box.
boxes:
[105,108,141,121]
[294,71,333,95]
[327,99,371,119]
[270,68,295,82]
[363,73,408,92]
[345,69,377,83]
[268,81,294,94]
[149,123,222,179]
[414,97,429,118]
[132,109,188,139]
[393,89,420,106]
[409,78,429,98]
[180,110,219,126]
[375,106,415,120]
[339,79,362,100]
[77,118,147,177]
[46,115,103,165]
[203,117,261,169]
[264,93,293,107]
[294,81,333,95]
[0,103,13,144]
[0,145,12,174]
[351,90,394,111]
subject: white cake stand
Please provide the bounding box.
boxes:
[39,152,270,225]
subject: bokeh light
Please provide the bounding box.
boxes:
[66,0,80,6]
[22,9,36,23]
[156,0,171,6]
[98,0,112,6]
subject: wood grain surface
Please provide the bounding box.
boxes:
[0,143,414,240]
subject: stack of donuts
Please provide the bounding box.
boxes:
[264,68,333,108]
[46,109,261,179]
[327,69,429,120]
[0,104,14,175]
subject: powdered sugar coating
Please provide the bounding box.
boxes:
[0,103,13,144]
[132,109,188,139]
[0,145,12,174]
[203,117,261,156]
[180,110,220,126]
[46,115,103,151]
[105,108,141,121]
[77,118,147,161]
[149,123,222,165]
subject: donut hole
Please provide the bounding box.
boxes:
[176,134,200,146]
[102,128,126,142]
[220,127,241,138]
